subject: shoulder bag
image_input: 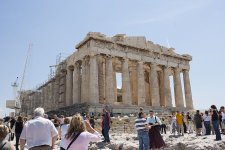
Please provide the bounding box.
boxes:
[66,132,81,150]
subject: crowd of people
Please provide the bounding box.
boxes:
[0,107,111,150]
[134,105,224,149]
[0,104,224,150]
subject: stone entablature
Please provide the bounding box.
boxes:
[20,32,194,115]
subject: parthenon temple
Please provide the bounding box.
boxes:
[20,32,194,115]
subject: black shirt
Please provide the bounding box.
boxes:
[15,121,23,134]
[211,110,219,121]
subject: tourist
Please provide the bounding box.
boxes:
[182,112,187,133]
[176,111,184,136]
[53,114,60,128]
[220,106,225,134]
[44,114,49,119]
[210,105,222,141]
[15,116,24,150]
[59,115,65,126]
[135,112,150,150]
[23,117,28,124]
[89,115,95,129]
[60,117,70,150]
[209,109,215,135]
[218,111,223,133]
[102,108,111,144]
[194,110,202,136]
[20,107,58,150]
[203,111,211,135]
[64,114,101,150]
[0,125,14,150]
[161,118,167,134]
[147,110,166,149]
[201,112,206,135]
[186,112,193,133]
[170,113,177,135]
[101,114,105,139]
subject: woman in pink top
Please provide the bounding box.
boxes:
[64,114,101,150]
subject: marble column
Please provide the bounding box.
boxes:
[89,55,99,104]
[163,67,173,107]
[122,58,132,105]
[183,69,193,109]
[137,61,146,106]
[173,68,184,107]
[66,67,73,106]
[159,71,165,106]
[98,56,105,104]
[105,56,115,104]
[150,63,160,107]
[81,57,89,103]
[73,62,81,104]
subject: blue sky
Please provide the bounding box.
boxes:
[1,0,225,118]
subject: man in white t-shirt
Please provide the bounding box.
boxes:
[20,107,58,150]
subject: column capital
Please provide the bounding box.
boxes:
[67,65,74,71]
[182,68,190,72]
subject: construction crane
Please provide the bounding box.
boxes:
[6,44,32,112]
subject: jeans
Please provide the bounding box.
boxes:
[137,130,149,150]
[103,127,110,142]
[204,121,211,135]
[212,120,221,140]
[15,133,21,150]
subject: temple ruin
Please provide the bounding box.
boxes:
[20,32,194,115]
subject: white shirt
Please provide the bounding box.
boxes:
[171,116,176,124]
[60,124,69,148]
[203,115,211,122]
[64,131,101,150]
[222,112,225,120]
[20,116,58,149]
[147,116,162,125]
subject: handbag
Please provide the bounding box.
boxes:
[154,116,161,132]
[66,132,81,150]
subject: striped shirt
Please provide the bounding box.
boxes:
[135,118,148,131]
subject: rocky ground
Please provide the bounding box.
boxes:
[87,133,225,150]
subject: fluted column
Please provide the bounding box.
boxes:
[81,57,89,103]
[122,58,132,105]
[66,67,73,106]
[89,55,99,104]
[137,61,146,106]
[98,56,105,104]
[105,56,115,104]
[73,62,81,104]
[173,68,184,107]
[150,63,160,107]
[163,67,173,107]
[183,69,193,109]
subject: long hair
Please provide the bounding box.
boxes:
[65,114,86,140]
